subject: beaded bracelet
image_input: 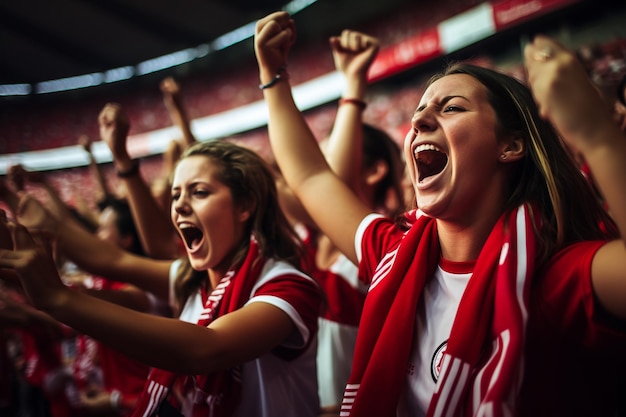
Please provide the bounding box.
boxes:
[116,160,139,178]
[339,98,367,111]
[259,66,288,90]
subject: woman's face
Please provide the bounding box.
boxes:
[404,73,505,221]
[171,155,250,273]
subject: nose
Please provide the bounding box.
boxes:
[411,107,437,133]
[172,193,190,215]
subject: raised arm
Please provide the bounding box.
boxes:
[525,36,626,319]
[99,103,179,259]
[78,134,114,210]
[326,30,379,193]
[160,76,198,149]
[255,12,371,264]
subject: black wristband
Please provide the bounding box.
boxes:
[259,66,288,90]
[116,160,139,178]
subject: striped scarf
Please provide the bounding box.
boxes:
[131,239,265,417]
[341,203,539,417]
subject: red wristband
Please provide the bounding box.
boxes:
[338,98,367,110]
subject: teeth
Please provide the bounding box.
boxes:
[178,223,195,229]
[414,144,442,156]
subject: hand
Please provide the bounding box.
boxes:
[77,134,92,152]
[7,164,27,191]
[98,103,131,162]
[15,193,60,235]
[160,76,181,98]
[524,35,614,150]
[0,218,66,311]
[254,11,296,82]
[329,30,379,81]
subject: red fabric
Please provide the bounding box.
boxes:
[341,203,539,417]
[299,225,364,326]
[131,238,265,417]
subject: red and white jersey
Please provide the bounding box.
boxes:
[398,261,472,417]
[356,214,626,417]
[170,258,320,417]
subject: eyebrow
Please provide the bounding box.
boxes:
[414,95,465,115]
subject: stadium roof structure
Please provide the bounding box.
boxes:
[0,0,410,95]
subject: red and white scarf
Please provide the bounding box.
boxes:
[131,239,265,417]
[341,203,539,417]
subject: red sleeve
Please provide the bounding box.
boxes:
[357,215,406,286]
[537,241,626,349]
[253,273,321,359]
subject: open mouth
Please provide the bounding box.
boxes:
[415,144,448,182]
[179,224,204,251]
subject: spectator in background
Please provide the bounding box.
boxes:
[256,11,626,416]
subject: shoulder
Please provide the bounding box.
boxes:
[535,240,624,338]
[542,240,605,277]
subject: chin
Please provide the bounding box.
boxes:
[415,198,446,219]
[188,257,209,272]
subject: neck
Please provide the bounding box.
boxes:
[436,203,507,262]
[207,270,222,290]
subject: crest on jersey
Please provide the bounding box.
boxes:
[431,340,448,382]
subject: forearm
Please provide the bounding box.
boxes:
[88,154,110,203]
[264,80,330,191]
[59,217,124,271]
[326,101,364,185]
[47,289,219,373]
[83,286,153,313]
[115,162,178,260]
[57,223,171,300]
[166,98,197,148]
[579,121,626,238]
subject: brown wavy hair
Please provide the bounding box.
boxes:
[172,140,305,313]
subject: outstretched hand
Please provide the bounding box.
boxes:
[15,192,59,236]
[0,215,65,311]
[329,30,380,80]
[254,11,296,81]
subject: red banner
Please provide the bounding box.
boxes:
[368,27,441,82]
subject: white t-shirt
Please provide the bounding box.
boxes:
[396,265,470,417]
[169,258,320,417]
